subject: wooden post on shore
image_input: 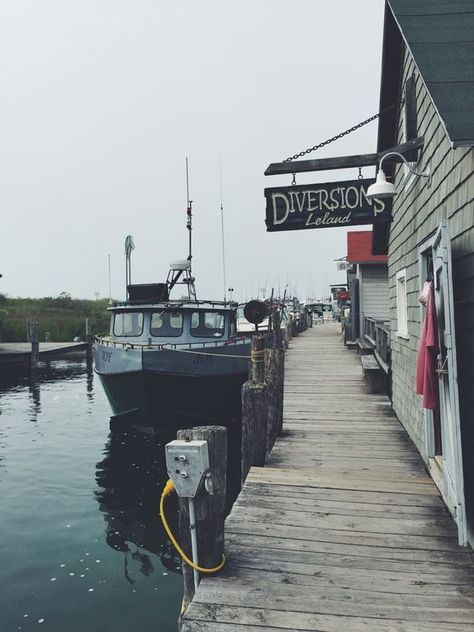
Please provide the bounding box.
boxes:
[30,321,39,369]
[241,334,268,482]
[176,425,227,616]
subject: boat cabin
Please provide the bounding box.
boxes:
[107,302,238,347]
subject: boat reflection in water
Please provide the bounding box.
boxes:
[95,423,181,583]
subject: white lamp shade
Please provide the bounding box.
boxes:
[366,169,397,199]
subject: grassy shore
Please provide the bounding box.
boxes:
[0,293,110,342]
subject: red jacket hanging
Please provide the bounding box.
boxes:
[415,281,439,410]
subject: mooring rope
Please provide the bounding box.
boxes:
[250,349,265,364]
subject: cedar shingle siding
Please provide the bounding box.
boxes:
[388,42,474,545]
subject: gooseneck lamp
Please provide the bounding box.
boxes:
[366,151,430,200]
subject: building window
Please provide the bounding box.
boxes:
[396,269,409,338]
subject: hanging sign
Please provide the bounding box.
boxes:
[264,178,391,232]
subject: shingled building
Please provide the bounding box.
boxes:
[374,0,474,547]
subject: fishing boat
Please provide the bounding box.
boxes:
[94,261,251,429]
[95,166,253,430]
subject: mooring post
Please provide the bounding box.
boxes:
[85,318,93,360]
[241,334,268,482]
[176,425,227,615]
[298,309,306,333]
[291,313,298,337]
[286,314,293,346]
[265,310,286,457]
[30,321,39,369]
[272,309,285,436]
[264,328,277,460]
[302,308,308,332]
[45,331,51,342]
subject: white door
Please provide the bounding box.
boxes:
[432,220,467,545]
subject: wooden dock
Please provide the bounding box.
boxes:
[0,342,88,366]
[181,322,474,631]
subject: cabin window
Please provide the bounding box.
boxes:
[396,269,409,338]
[191,311,225,338]
[150,310,183,337]
[113,312,144,337]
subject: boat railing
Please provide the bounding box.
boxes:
[109,299,239,309]
[94,335,251,351]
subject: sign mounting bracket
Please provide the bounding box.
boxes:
[264,136,424,176]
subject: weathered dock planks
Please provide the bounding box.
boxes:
[181,323,474,631]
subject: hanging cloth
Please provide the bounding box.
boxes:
[415,281,439,410]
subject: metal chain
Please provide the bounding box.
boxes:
[283,100,403,163]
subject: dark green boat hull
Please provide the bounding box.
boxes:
[97,370,246,431]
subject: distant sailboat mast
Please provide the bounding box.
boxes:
[219,156,228,303]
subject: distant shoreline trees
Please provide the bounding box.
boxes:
[0,294,110,342]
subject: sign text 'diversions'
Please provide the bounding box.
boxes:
[264,179,391,232]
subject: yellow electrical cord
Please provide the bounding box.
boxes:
[159,479,226,573]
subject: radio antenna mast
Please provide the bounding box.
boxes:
[186,157,193,269]
[219,156,227,303]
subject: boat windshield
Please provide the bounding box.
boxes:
[113,312,144,336]
[191,311,225,338]
[150,310,183,337]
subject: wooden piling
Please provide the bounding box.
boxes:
[85,318,93,360]
[176,425,227,615]
[291,313,298,337]
[85,318,93,345]
[285,314,293,347]
[264,336,277,460]
[241,334,268,481]
[265,309,285,457]
[30,321,39,369]
[273,310,285,436]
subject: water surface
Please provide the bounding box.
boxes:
[0,360,182,632]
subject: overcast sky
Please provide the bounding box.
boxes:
[0,0,385,302]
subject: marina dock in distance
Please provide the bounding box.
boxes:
[0,342,89,367]
[181,323,474,632]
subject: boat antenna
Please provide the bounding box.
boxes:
[186,157,193,270]
[219,156,227,303]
